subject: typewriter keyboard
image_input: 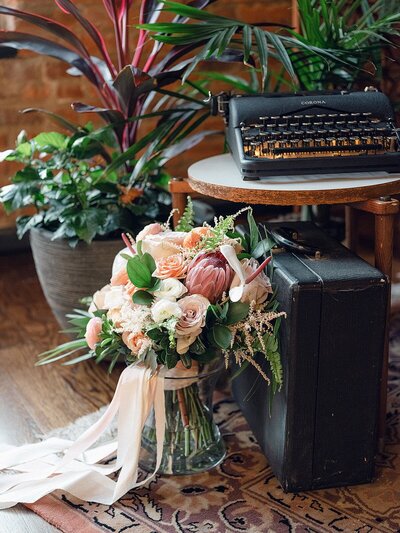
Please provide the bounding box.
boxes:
[241,113,399,159]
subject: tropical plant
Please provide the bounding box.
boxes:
[289,0,400,91]
[0,0,348,157]
[0,126,172,245]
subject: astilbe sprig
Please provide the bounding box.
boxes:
[225,304,286,389]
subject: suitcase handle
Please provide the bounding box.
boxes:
[270,226,319,254]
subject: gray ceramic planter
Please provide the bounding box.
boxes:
[30,227,123,331]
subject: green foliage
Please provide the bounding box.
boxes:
[202,208,249,250]
[210,323,232,350]
[94,317,132,373]
[132,290,154,306]
[140,0,335,90]
[290,0,400,90]
[126,253,160,290]
[225,301,250,325]
[175,196,194,232]
[0,128,171,245]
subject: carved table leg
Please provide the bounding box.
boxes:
[349,197,399,452]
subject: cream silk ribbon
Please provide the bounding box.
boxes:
[0,364,165,509]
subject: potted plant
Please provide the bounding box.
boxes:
[0,117,208,329]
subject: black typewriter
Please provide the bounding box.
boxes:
[211,88,400,180]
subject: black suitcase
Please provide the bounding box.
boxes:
[232,222,389,492]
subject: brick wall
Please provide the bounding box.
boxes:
[0,0,292,229]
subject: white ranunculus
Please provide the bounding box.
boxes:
[103,285,126,309]
[151,298,182,323]
[153,278,187,301]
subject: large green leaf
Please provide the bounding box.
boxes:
[212,323,232,350]
[225,302,250,325]
[126,254,155,288]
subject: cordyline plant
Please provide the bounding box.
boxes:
[0,1,348,181]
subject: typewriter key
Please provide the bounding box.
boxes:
[388,136,398,151]
[373,136,384,149]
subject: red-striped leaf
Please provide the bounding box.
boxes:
[0,32,98,85]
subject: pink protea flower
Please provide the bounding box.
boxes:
[185,251,233,303]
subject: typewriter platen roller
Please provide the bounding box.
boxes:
[213,89,400,179]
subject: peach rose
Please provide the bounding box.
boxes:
[85,317,103,350]
[175,294,210,354]
[182,227,211,249]
[136,222,163,242]
[153,254,188,279]
[125,281,138,297]
[110,266,129,286]
[122,331,150,356]
[141,231,187,260]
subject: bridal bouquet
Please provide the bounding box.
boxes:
[39,200,284,389]
[38,201,284,476]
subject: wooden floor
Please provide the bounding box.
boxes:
[0,251,122,532]
[1,243,400,532]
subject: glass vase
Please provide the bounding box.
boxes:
[139,358,226,475]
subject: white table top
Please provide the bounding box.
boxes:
[188,153,400,191]
[187,154,400,205]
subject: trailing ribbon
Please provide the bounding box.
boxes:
[0,364,165,509]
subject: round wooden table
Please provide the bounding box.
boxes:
[170,153,400,449]
[187,153,400,205]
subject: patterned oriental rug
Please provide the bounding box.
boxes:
[25,317,400,533]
